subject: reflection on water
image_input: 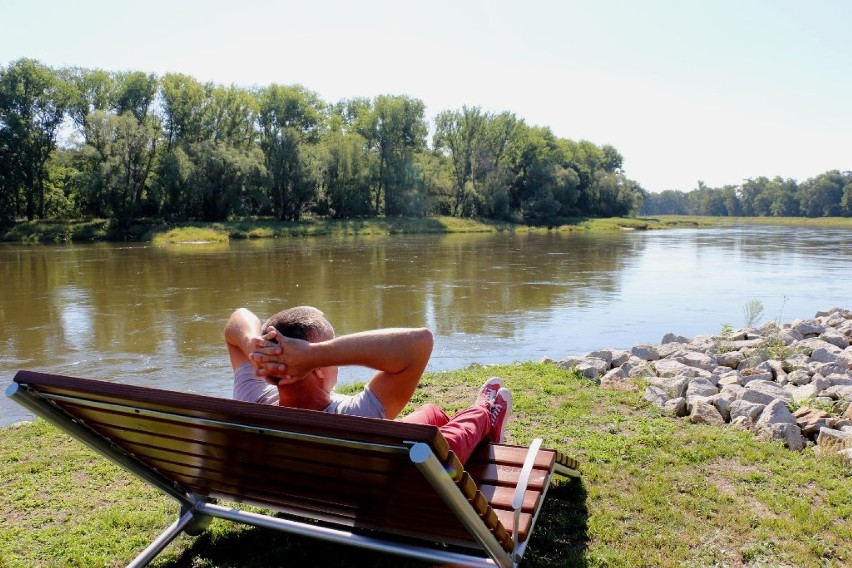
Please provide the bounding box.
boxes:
[2,225,851,426]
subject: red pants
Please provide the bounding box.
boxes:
[399,403,490,464]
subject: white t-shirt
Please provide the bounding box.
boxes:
[232,362,385,418]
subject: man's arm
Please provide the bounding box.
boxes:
[253,327,434,419]
[224,308,263,370]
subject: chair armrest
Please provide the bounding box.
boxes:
[510,437,543,555]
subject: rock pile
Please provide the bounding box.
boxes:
[552,308,852,464]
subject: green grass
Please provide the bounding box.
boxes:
[0,219,112,243]
[151,226,229,245]
[0,215,750,244]
[2,362,850,567]
[5,215,852,244]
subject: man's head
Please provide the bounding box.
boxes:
[263,306,337,394]
[263,306,335,343]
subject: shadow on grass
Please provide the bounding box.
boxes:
[158,478,589,568]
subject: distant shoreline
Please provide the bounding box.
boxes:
[4,215,852,245]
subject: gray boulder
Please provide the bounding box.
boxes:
[662,397,688,417]
[827,374,852,387]
[823,385,852,402]
[755,399,795,427]
[792,319,826,336]
[586,349,614,365]
[757,423,804,451]
[717,372,742,387]
[623,357,654,379]
[789,383,819,404]
[652,359,693,378]
[720,383,746,400]
[685,377,719,398]
[741,371,773,385]
[610,350,631,367]
[811,348,839,364]
[689,400,725,425]
[631,344,661,361]
[643,385,669,407]
[787,369,811,386]
[708,394,732,422]
[601,366,628,387]
[649,375,690,399]
[677,351,717,371]
[661,332,690,344]
[798,338,840,356]
[742,380,791,405]
[729,399,765,424]
[820,330,849,350]
[716,351,745,369]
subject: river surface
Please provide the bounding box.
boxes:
[2,225,851,426]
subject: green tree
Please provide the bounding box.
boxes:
[0,127,19,225]
[799,171,844,217]
[639,189,690,215]
[433,108,521,219]
[590,172,644,217]
[764,176,799,216]
[320,131,373,218]
[841,177,852,216]
[160,73,209,149]
[185,140,266,221]
[509,125,569,222]
[80,110,158,229]
[433,106,486,216]
[257,84,325,221]
[208,85,257,149]
[113,71,158,122]
[689,181,727,216]
[0,58,69,220]
[153,144,194,220]
[739,177,770,216]
[719,184,741,216]
[364,95,427,216]
[63,67,116,139]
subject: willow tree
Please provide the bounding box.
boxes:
[0,58,68,220]
[257,84,324,221]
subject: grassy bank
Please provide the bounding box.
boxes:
[1,215,719,244]
[4,215,852,245]
[2,362,850,567]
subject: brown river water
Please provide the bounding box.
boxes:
[2,225,851,426]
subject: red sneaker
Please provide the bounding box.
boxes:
[489,387,512,443]
[476,377,503,407]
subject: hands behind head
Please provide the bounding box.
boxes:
[250,327,312,386]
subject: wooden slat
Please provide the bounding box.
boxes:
[15,371,451,459]
[470,443,556,469]
[478,483,540,512]
[495,509,534,542]
[466,461,549,490]
[555,450,581,471]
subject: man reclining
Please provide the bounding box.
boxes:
[225,306,510,463]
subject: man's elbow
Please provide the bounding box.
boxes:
[414,328,434,358]
[224,308,251,343]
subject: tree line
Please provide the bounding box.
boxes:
[641,173,852,218]
[0,58,644,233]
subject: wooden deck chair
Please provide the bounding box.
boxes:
[6,370,580,568]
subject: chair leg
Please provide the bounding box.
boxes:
[126,507,199,568]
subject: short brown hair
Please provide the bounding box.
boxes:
[263,306,334,343]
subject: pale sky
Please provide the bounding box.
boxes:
[2,0,850,193]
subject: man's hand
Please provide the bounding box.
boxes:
[250,327,316,385]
